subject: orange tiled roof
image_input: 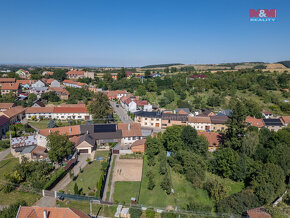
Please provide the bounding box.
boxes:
[188,116,211,123]
[63,80,85,86]
[17,206,89,218]
[281,116,290,125]
[59,103,86,108]
[0,103,14,109]
[132,139,146,147]
[245,116,264,128]
[0,78,16,83]
[66,70,85,75]
[26,107,54,114]
[48,87,69,95]
[53,107,88,113]
[0,83,20,90]
[16,80,36,85]
[198,132,222,147]
[39,125,81,137]
[117,123,142,137]
[3,106,25,118]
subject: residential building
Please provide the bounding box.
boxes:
[31,80,46,88]
[280,116,290,127]
[48,87,69,100]
[15,69,30,79]
[75,134,95,154]
[0,78,16,83]
[117,123,142,144]
[0,83,21,95]
[125,71,133,78]
[245,116,264,128]
[16,206,90,218]
[105,90,129,100]
[50,79,61,87]
[0,106,25,123]
[42,71,54,76]
[198,132,222,152]
[161,113,188,128]
[131,139,146,153]
[0,116,10,139]
[174,108,191,115]
[134,111,162,128]
[262,110,273,119]
[263,118,284,132]
[0,103,15,112]
[10,135,38,160]
[210,116,228,131]
[16,80,35,89]
[198,109,216,117]
[216,109,233,117]
[121,96,137,112]
[25,106,91,120]
[63,80,86,88]
[135,100,152,111]
[66,70,94,79]
[32,100,45,107]
[188,116,211,131]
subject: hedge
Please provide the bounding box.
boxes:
[43,167,67,190]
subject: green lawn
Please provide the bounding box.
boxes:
[113,181,140,204]
[0,154,41,205]
[172,170,215,211]
[28,120,84,129]
[57,199,117,217]
[139,156,175,208]
[66,150,110,195]
[0,154,19,181]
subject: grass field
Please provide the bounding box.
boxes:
[57,199,117,217]
[28,120,84,129]
[0,154,41,205]
[139,156,175,208]
[65,150,110,195]
[113,181,140,204]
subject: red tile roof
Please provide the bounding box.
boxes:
[281,116,290,125]
[135,100,149,106]
[48,87,69,95]
[0,78,16,83]
[0,83,20,90]
[53,107,88,113]
[66,70,85,75]
[63,80,85,86]
[3,106,25,118]
[26,107,54,114]
[245,116,264,128]
[40,125,81,137]
[16,80,35,85]
[0,103,14,109]
[17,206,89,218]
[131,139,146,147]
[198,132,222,148]
[118,123,142,137]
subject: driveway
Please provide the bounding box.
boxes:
[110,101,133,123]
[52,153,90,191]
[0,148,11,162]
[34,196,56,207]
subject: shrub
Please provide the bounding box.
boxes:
[43,167,66,190]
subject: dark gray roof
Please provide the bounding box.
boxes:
[162,113,188,121]
[263,119,283,126]
[0,115,9,126]
[134,111,162,118]
[218,109,232,116]
[80,124,117,134]
[175,108,190,114]
[210,116,228,124]
[90,130,122,140]
[77,134,95,146]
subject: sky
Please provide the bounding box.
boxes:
[0,0,290,67]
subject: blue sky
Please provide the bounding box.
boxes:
[0,0,289,67]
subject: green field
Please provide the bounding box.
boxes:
[28,120,84,129]
[139,156,175,208]
[57,199,117,217]
[65,150,110,195]
[113,181,140,204]
[0,154,41,205]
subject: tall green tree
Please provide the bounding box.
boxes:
[87,92,112,123]
[117,68,126,80]
[47,132,74,164]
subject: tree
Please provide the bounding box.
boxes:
[103,72,113,82]
[47,132,74,164]
[0,200,27,218]
[146,171,155,190]
[224,100,247,150]
[41,91,60,102]
[129,206,142,218]
[147,81,157,92]
[87,92,112,123]
[47,119,57,128]
[241,131,259,157]
[74,183,79,194]
[162,125,183,152]
[117,68,126,80]
[28,93,37,102]
[205,178,230,202]
[160,172,171,194]
[145,208,155,218]
[136,85,146,96]
[53,69,67,81]
[164,90,175,103]
[144,70,151,78]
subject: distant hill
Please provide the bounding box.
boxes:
[278,61,290,68]
[141,63,184,68]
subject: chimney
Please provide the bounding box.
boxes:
[128,124,130,130]
[43,210,47,218]
[49,130,51,134]
[69,128,72,133]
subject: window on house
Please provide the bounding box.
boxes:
[145,122,147,125]
[61,116,64,118]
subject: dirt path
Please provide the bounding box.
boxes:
[102,154,116,202]
[0,148,10,162]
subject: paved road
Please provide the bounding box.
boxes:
[52,153,90,191]
[34,196,56,207]
[0,148,11,162]
[110,101,133,123]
